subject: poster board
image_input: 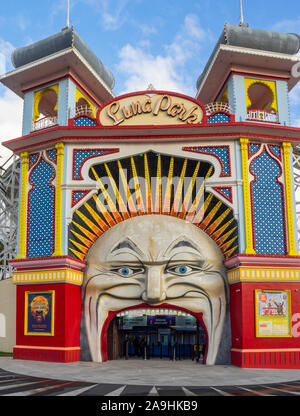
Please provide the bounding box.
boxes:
[24,290,55,336]
[255,290,292,337]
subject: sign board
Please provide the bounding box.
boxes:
[24,291,55,336]
[99,91,205,127]
[255,290,292,337]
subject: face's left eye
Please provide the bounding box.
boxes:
[167,265,197,276]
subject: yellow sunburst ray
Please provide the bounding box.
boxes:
[131,156,146,214]
[144,153,153,213]
[69,238,89,254]
[210,217,235,241]
[117,159,138,217]
[162,157,174,214]
[185,181,205,223]
[179,161,200,219]
[171,159,187,216]
[92,194,115,228]
[91,166,122,223]
[154,154,162,213]
[70,229,94,248]
[193,193,213,226]
[224,245,238,260]
[205,208,231,236]
[104,163,130,220]
[188,166,213,223]
[69,247,86,261]
[220,235,238,253]
[72,220,98,242]
[75,209,102,236]
[84,201,110,231]
[199,200,222,231]
[216,226,237,246]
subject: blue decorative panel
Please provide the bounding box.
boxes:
[269,145,281,159]
[249,144,261,157]
[250,150,286,254]
[183,146,231,177]
[74,116,97,126]
[212,186,233,203]
[72,190,91,207]
[27,158,55,257]
[46,149,57,163]
[207,112,230,123]
[73,148,119,180]
[29,153,39,169]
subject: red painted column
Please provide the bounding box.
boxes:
[230,281,300,369]
[14,282,81,362]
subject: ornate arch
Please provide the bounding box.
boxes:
[68,152,238,261]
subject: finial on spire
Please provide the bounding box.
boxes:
[239,0,249,27]
[67,0,70,28]
[239,0,244,25]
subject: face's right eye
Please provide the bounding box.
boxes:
[111,266,144,277]
[119,267,131,276]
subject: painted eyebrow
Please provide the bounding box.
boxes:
[111,240,141,254]
[163,238,202,258]
[171,240,200,251]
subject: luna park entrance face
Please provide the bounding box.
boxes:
[107,311,207,363]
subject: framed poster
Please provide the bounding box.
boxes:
[24,291,55,336]
[255,290,292,337]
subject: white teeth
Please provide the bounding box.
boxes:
[116,308,190,318]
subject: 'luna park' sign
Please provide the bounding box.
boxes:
[98,91,204,126]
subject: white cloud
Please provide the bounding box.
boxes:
[272,18,300,33]
[0,89,23,163]
[118,45,187,94]
[0,39,14,75]
[0,37,22,164]
[117,14,209,96]
[290,81,300,106]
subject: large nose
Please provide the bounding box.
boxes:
[142,266,166,303]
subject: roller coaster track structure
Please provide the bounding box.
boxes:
[0,155,20,280]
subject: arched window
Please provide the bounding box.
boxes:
[247,83,274,112]
[33,85,59,122]
[245,78,278,122]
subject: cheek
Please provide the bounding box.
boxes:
[167,273,225,297]
[84,271,144,299]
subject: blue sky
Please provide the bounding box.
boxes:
[1,0,300,160]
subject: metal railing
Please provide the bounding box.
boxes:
[73,105,97,119]
[247,110,278,123]
[205,102,232,115]
[32,116,58,131]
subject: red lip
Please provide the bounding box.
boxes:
[101,302,208,363]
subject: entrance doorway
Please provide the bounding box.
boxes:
[106,311,206,363]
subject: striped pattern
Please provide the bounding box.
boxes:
[228,267,300,284]
[12,269,83,285]
[0,368,300,396]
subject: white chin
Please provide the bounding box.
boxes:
[85,294,225,364]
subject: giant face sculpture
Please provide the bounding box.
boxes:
[83,214,228,365]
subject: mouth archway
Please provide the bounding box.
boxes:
[101,302,209,363]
